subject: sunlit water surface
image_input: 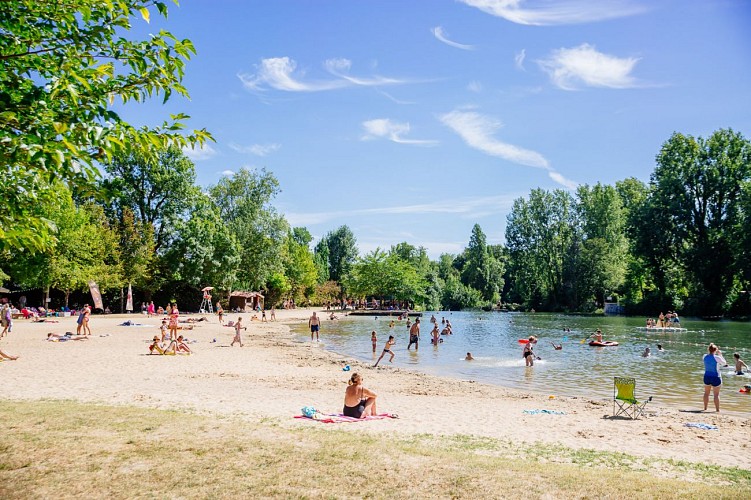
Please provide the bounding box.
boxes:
[291,311,751,415]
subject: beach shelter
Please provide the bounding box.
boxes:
[228,291,264,311]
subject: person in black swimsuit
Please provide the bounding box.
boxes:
[343,373,377,418]
[408,318,420,350]
[373,336,395,367]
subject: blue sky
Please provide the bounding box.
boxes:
[123,0,750,258]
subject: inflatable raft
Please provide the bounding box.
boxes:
[589,341,619,347]
[635,327,687,333]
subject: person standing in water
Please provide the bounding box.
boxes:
[407,318,420,350]
[371,330,377,353]
[702,343,727,412]
[523,336,537,366]
[309,311,321,341]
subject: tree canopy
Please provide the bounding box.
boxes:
[0,0,211,253]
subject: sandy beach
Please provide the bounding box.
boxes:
[1,308,749,471]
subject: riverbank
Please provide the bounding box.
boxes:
[0,309,749,471]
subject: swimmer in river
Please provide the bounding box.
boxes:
[465,352,474,361]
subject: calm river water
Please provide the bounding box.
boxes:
[292,311,751,415]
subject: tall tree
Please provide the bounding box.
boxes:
[102,145,198,253]
[644,129,751,314]
[164,194,240,292]
[0,0,211,252]
[210,168,288,290]
[505,189,577,309]
[574,183,629,308]
[319,225,358,283]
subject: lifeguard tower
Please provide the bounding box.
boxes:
[200,286,214,313]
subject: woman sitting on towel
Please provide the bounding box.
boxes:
[343,372,377,419]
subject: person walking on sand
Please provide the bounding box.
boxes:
[1,302,12,337]
[703,343,727,412]
[309,311,321,341]
[270,306,276,321]
[217,302,224,325]
[231,317,246,347]
[407,318,420,350]
[371,330,378,353]
[374,335,396,367]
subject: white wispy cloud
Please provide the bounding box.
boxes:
[238,57,411,93]
[439,109,549,168]
[467,80,483,93]
[548,171,578,190]
[515,49,526,70]
[361,119,438,146]
[221,170,235,177]
[459,0,646,26]
[439,109,578,189]
[229,142,281,156]
[537,43,641,90]
[286,194,518,227]
[182,143,217,161]
[431,26,475,50]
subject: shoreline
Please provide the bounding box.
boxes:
[0,309,749,470]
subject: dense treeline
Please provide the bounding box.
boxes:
[3,3,749,316]
[2,129,750,316]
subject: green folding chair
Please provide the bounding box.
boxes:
[613,377,652,419]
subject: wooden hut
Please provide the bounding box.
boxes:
[229,291,264,312]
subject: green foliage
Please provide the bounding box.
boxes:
[8,187,122,305]
[282,229,318,304]
[164,193,240,291]
[631,129,751,315]
[102,145,199,253]
[0,0,211,253]
[505,189,576,309]
[210,168,288,290]
[317,226,358,283]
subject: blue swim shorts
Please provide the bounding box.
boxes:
[703,374,722,387]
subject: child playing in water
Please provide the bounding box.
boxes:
[371,330,377,353]
[373,335,396,367]
[734,353,748,375]
[231,317,246,347]
[550,342,562,350]
[465,352,474,361]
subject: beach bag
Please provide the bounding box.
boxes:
[301,406,318,418]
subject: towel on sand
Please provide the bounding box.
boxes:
[684,422,718,430]
[523,409,566,415]
[295,413,398,424]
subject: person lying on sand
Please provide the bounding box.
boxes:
[47,332,88,341]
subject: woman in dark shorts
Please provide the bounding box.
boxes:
[703,343,727,412]
[343,373,377,418]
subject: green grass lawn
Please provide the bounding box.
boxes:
[1,400,748,499]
